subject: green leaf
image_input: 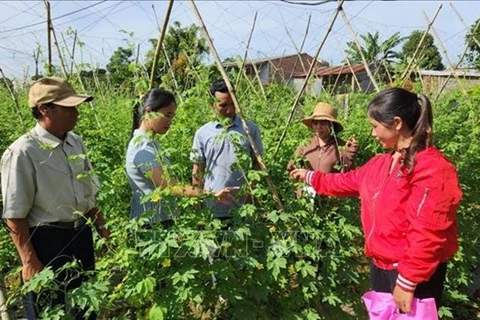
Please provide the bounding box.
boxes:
[149,304,166,320]
[135,276,156,297]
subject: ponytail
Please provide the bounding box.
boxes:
[130,100,143,138]
[402,93,433,172]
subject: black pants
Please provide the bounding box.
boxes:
[370,261,448,309]
[24,225,96,320]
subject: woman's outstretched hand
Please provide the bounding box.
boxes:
[345,136,359,157]
[290,169,308,182]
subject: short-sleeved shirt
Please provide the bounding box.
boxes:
[190,114,263,218]
[1,124,99,228]
[288,136,352,173]
[125,129,178,223]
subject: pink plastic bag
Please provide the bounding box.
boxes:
[362,291,438,320]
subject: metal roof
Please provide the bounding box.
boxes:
[222,53,327,67]
[292,63,367,77]
[418,69,480,78]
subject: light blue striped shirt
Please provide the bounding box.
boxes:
[190,115,263,218]
[125,129,178,223]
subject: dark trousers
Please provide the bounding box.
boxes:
[370,261,448,309]
[24,225,96,320]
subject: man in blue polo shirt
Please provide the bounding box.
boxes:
[190,79,263,219]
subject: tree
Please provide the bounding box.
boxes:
[106,46,134,87]
[344,31,405,65]
[465,18,480,71]
[400,30,444,70]
[145,21,209,89]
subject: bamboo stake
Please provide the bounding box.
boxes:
[329,65,347,96]
[380,59,393,85]
[342,52,362,91]
[272,50,289,83]
[400,4,443,84]
[339,4,380,92]
[181,48,207,88]
[434,6,480,100]
[235,12,258,90]
[59,33,100,127]
[60,33,87,90]
[89,55,105,102]
[189,0,283,211]
[152,2,182,100]
[284,30,307,82]
[451,4,480,50]
[149,0,174,89]
[162,46,183,102]
[69,31,77,75]
[50,24,69,78]
[247,54,268,100]
[239,64,263,102]
[45,1,52,75]
[415,65,425,90]
[0,66,25,131]
[42,0,69,79]
[423,11,467,95]
[33,46,41,80]
[273,0,345,159]
[286,14,312,83]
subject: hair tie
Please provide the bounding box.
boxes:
[417,93,423,107]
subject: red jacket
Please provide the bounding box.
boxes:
[305,147,462,289]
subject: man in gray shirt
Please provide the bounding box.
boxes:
[190,80,263,219]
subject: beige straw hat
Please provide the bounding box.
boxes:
[301,102,343,133]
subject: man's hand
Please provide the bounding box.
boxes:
[6,219,44,282]
[289,169,308,182]
[214,186,239,205]
[22,258,44,282]
[87,208,110,239]
[96,227,111,239]
[393,285,414,313]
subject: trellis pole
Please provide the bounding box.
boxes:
[285,14,312,83]
[151,3,183,102]
[189,0,284,211]
[235,12,258,89]
[338,4,380,93]
[0,66,25,130]
[433,4,480,100]
[341,52,362,92]
[423,11,467,95]
[451,3,480,49]
[59,33,101,127]
[149,0,174,89]
[273,0,345,159]
[234,11,267,102]
[400,5,443,85]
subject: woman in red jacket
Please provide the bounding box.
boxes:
[290,88,462,314]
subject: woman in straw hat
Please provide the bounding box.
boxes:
[287,102,358,175]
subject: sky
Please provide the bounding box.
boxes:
[0,0,478,80]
